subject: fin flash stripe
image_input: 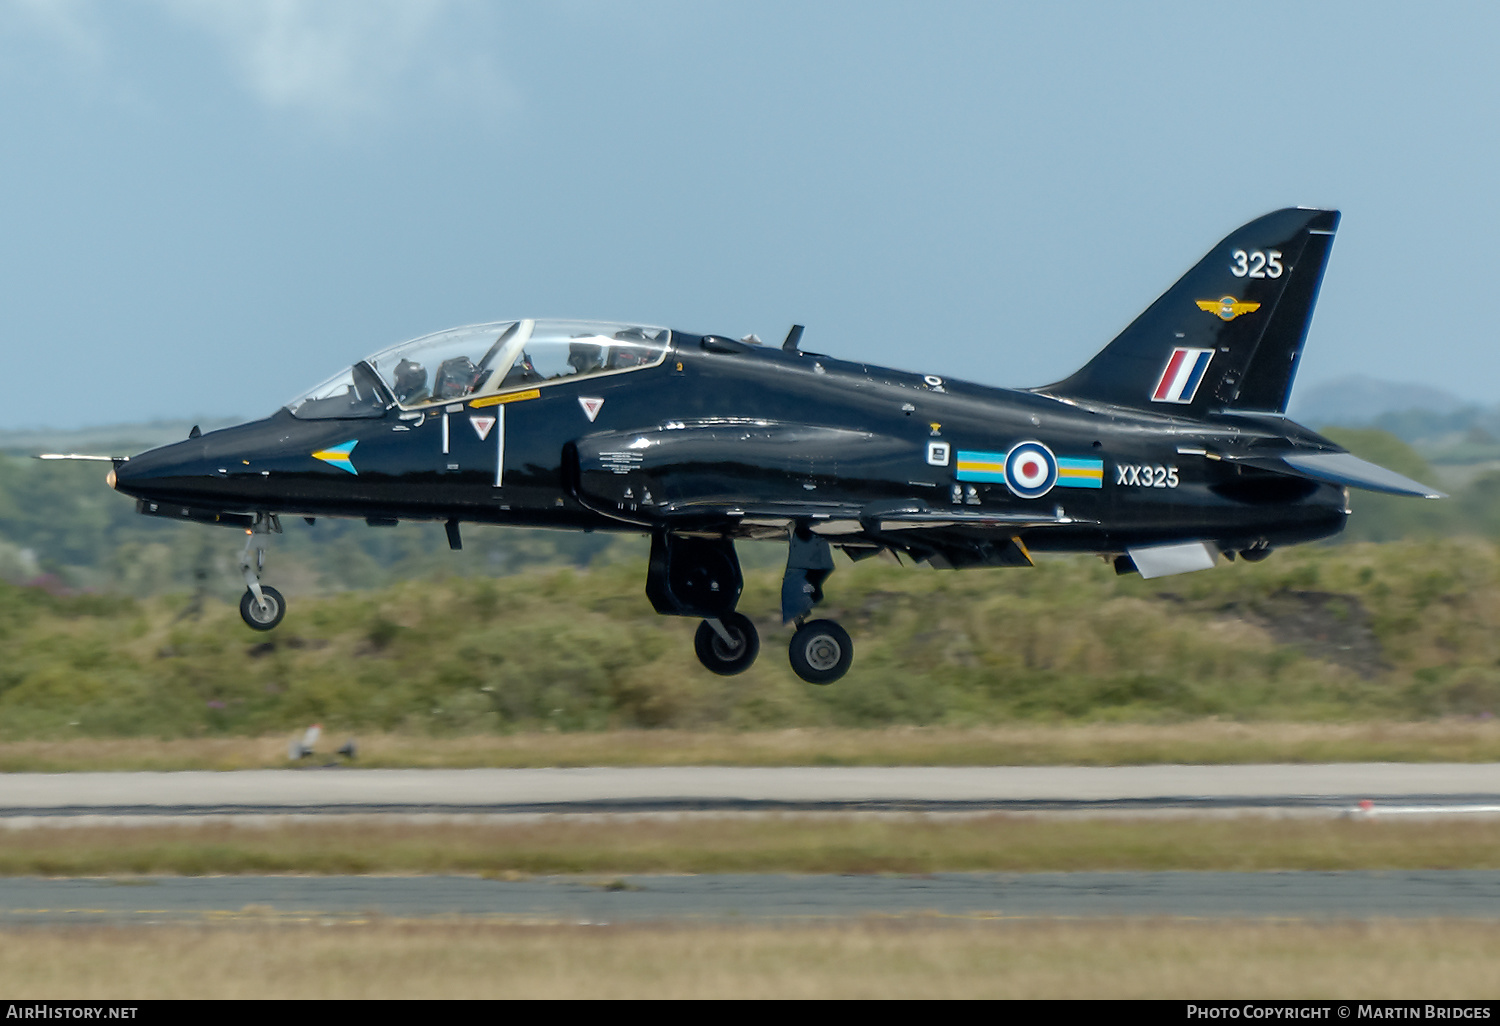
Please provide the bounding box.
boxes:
[1152,348,1214,404]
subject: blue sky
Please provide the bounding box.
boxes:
[1,1,1497,429]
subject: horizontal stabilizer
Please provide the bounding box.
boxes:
[1273,451,1446,499]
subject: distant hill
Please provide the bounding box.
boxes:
[1287,376,1500,471]
[1288,375,1469,427]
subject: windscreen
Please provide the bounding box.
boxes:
[286,362,389,420]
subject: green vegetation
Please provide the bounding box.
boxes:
[1319,428,1500,542]
[5,815,1500,876]
[1,537,1499,737]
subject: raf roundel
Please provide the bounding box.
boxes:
[1004,441,1058,499]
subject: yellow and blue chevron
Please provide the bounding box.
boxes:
[311,439,359,475]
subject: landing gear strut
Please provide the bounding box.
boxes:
[781,527,854,684]
[645,532,761,675]
[650,527,857,684]
[238,513,285,631]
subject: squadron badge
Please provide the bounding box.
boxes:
[1196,295,1261,321]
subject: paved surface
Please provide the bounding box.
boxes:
[4,767,1497,924]
[2,765,1499,817]
[3,871,1500,924]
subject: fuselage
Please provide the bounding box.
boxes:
[111,329,1348,561]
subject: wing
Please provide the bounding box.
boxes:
[571,420,1098,568]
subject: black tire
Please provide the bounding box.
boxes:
[788,619,853,685]
[693,612,760,675]
[239,586,286,631]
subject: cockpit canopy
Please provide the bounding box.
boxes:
[287,319,671,419]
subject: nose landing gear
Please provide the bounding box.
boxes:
[238,513,286,631]
[240,584,286,631]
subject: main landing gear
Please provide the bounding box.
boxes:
[778,526,852,685]
[787,619,853,685]
[238,513,286,631]
[647,528,856,685]
[694,612,760,676]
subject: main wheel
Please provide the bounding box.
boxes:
[694,612,760,675]
[239,585,286,631]
[788,619,853,685]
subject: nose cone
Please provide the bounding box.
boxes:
[111,417,286,505]
[110,411,330,512]
[108,437,205,501]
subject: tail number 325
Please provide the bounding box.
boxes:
[1230,249,1283,278]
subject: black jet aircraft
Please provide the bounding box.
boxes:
[47,207,1443,684]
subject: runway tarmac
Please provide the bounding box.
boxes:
[3,764,1499,817]
[4,871,1500,924]
[3,765,1498,923]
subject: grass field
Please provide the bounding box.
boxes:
[6,538,1500,738]
[3,720,1499,772]
[2,920,1497,998]
[4,815,1500,876]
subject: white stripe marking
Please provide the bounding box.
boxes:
[1352,804,1500,816]
[1166,354,1197,400]
[494,406,506,488]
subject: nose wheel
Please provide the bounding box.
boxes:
[237,513,287,631]
[788,619,853,685]
[240,585,286,631]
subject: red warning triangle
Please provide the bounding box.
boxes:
[578,396,604,422]
[470,416,496,441]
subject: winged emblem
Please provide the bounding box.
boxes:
[1197,296,1261,321]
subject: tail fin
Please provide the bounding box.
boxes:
[1041,207,1339,416]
